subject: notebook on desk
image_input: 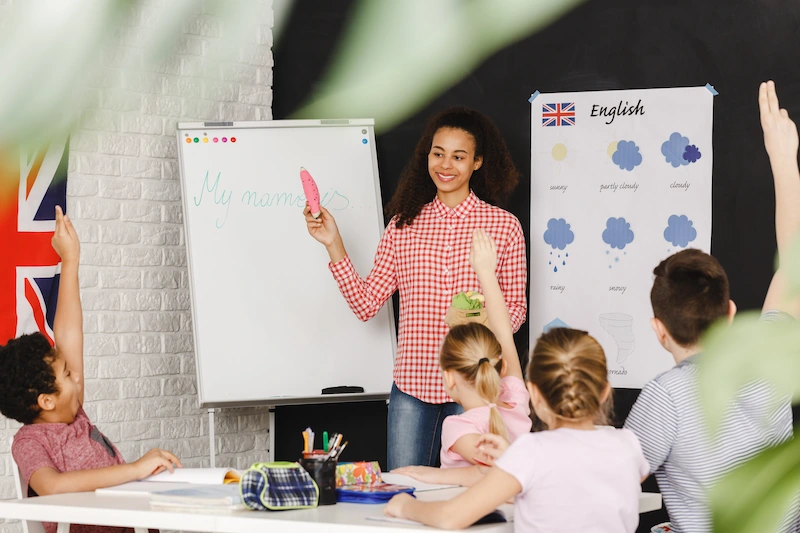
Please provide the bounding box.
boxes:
[96,467,241,497]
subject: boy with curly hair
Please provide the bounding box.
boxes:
[0,206,180,533]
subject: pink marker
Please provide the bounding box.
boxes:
[300,167,321,219]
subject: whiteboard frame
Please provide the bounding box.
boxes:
[176,119,397,408]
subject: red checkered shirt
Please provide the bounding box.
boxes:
[329,191,527,404]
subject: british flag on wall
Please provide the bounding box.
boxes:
[0,138,69,345]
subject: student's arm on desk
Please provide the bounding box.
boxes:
[29,449,181,496]
[384,467,520,529]
[392,465,485,487]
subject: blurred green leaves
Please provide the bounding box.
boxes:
[291,0,585,133]
[0,0,257,146]
[700,234,800,533]
[710,435,800,533]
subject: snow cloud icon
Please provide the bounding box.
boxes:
[602,217,635,250]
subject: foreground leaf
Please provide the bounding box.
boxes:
[699,313,800,435]
[711,434,800,533]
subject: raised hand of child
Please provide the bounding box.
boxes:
[51,205,80,262]
[759,81,799,165]
[132,448,182,480]
[474,433,509,466]
[469,229,497,278]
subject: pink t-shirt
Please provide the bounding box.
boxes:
[12,407,130,533]
[495,427,650,533]
[440,376,532,468]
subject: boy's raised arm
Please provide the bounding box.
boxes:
[51,205,84,402]
[759,81,800,318]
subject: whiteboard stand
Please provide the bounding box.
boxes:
[205,406,284,465]
[269,408,276,462]
[208,408,216,468]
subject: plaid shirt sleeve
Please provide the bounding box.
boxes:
[328,221,398,322]
[497,218,527,333]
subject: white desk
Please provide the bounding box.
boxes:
[0,490,662,532]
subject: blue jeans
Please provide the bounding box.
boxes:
[387,383,463,470]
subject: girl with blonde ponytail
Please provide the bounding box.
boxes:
[424,229,531,470]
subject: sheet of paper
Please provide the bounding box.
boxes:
[529,86,714,388]
[96,481,194,497]
[366,515,421,526]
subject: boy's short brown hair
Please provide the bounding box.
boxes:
[650,249,730,347]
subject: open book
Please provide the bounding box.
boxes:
[145,467,241,484]
[96,468,241,497]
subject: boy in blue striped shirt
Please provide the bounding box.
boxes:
[625,80,798,533]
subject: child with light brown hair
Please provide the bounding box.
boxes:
[384,327,649,532]
[430,229,530,469]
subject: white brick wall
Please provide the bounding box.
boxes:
[0,2,273,530]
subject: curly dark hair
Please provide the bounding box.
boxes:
[0,333,59,424]
[385,107,521,228]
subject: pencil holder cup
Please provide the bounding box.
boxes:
[299,457,338,505]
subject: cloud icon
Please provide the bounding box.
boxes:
[683,144,701,163]
[663,214,698,247]
[543,218,575,250]
[662,132,691,167]
[602,217,634,250]
[611,140,643,171]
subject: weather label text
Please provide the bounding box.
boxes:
[599,182,639,193]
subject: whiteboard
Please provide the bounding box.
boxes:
[176,120,396,407]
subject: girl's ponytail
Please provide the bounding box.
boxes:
[474,357,507,440]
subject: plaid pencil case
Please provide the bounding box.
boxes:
[240,461,319,511]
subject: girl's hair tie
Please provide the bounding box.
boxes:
[478,357,490,366]
[485,402,497,409]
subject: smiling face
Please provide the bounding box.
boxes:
[428,127,483,207]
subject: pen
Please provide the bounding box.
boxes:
[323,431,329,453]
[334,441,348,460]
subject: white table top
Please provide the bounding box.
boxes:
[0,489,662,532]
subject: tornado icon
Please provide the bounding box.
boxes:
[599,313,635,363]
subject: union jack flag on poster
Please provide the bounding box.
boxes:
[0,138,69,345]
[542,103,576,127]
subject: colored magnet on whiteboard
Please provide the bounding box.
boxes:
[705,83,719,96]
[528,91,540,103]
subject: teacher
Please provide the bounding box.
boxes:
[304,108,526,469]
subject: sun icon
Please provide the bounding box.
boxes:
[589,129,625,167]
[534,132,580,178]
